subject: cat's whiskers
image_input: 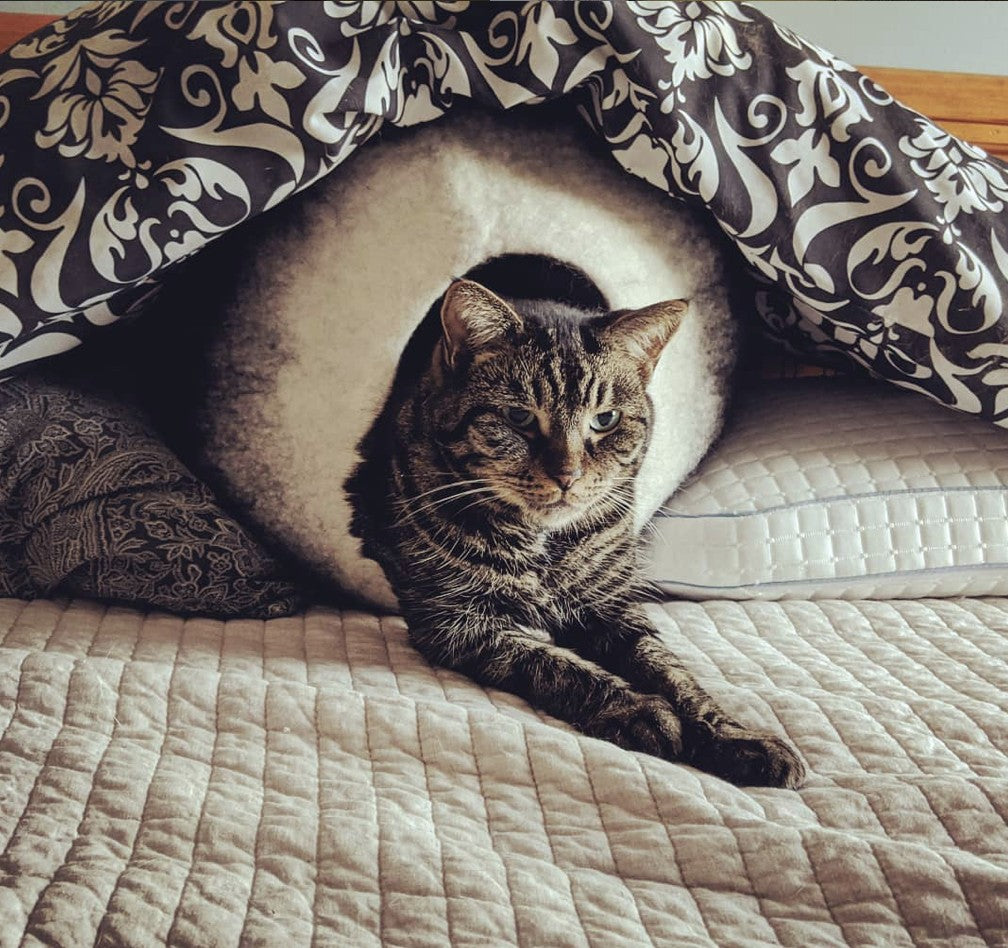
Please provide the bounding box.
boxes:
[393,481,498,526]
[393,477,495,509]
[454,495,504,519]
[640,519,661,541]
[604,484,636,516]
[394,494,498,531]
[403,512,491,570]
[600,479,668,542]
[422,485,499,511]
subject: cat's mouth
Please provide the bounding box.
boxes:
[530,491,592,525]
[491,480,594,527]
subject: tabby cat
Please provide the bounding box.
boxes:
[349,278,805,788]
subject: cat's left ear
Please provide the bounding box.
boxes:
[599,299,688,377]
[440,279,523,370]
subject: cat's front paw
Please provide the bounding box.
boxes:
[585,697,805,789]
[693,726,806,789]
[589,694,685,759]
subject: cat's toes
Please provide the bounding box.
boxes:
[586,699,805,789]
[590,695,684,759]
[695,728,806,789]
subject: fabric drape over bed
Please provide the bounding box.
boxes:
[1,1,1008,422]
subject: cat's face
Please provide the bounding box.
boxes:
[427,280,685,531]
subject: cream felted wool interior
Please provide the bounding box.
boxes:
[198,110,739,611]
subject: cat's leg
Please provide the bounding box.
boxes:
[404,611,696,761]
[560,604,806,788]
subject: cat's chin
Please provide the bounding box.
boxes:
[528,498,592,532]
[492,485,593,531]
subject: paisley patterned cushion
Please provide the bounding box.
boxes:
[0,376,303,618]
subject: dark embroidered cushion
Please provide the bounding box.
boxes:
[0,376,303,618]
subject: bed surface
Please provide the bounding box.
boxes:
[3,595,1008,946]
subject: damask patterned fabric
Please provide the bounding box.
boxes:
[0,1,1007,421]
[0,375,304,617]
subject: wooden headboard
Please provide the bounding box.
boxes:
[1,10,1005,160]
[861,66,1008,160]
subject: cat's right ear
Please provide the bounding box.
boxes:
[440,279,523,371]
[598,299,688,378]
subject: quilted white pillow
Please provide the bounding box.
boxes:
[645,379,1008,599]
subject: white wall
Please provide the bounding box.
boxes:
[0,1,80,12]
[750,1,1008,76]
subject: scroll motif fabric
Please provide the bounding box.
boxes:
[1,1,1007,420]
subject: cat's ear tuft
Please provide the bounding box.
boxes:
[440,279,523,370]
[599,299,688,376]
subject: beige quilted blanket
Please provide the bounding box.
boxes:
[2,596,1008,947]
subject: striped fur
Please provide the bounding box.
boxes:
[348,281,804,788]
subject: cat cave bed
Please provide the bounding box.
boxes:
[196,112,739,610]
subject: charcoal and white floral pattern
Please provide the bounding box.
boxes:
[2,0,1008,422]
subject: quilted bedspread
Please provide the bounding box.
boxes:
[3,598,1008,946]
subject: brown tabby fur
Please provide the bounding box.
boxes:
[348,279,805,788]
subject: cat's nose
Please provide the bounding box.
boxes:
[550,468,583,492]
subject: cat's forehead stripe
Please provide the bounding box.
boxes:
[570,365,595,407]
[528,373,544,404]
[542,357,563,405]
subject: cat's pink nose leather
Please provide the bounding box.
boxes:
[551,469,582,491]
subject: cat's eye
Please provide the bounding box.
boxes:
[503,407,537,429]
[590,410,622,433]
